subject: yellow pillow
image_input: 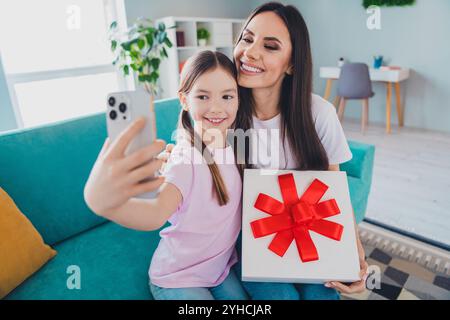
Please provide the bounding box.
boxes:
[0,187,57,299]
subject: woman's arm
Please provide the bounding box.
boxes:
[97,182,182,231]
[325,164,369,294]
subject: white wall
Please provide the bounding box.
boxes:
[0,54,16,131]
[125,0,253,22]
[252,0,450,133]
[2,1,448,133]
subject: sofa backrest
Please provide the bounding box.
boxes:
[0,96,371,245]
[0,98,182,245]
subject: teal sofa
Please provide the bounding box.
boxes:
[0,98,375,300]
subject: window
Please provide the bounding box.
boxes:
[0,0,134,128]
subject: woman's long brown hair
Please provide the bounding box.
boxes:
[234,2,329,170]
[178,50,238,206]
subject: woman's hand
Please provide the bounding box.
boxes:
[84,117,166,217]
[325,165,369,295]
[324,233,369,295]
[156,143,174,172]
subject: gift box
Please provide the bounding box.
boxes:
[242,169,360,284]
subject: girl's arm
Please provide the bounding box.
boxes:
[96,182,182,231]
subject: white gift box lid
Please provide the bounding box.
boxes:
[242,169,360,284]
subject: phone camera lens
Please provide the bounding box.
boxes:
[108,97,116,107]
[109,110,117,120]
[119,103,127,113]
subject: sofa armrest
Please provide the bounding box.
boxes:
[340,140,375,180]
[340,140,375,223]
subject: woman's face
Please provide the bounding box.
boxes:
[234,11,293,90]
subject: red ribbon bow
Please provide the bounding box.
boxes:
[250,173,344,263]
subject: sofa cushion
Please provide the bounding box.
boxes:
[4,221,163,300]
[0,187,57,298]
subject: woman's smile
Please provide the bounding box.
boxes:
[239,60,265,75]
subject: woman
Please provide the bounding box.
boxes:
[230,2,368,300]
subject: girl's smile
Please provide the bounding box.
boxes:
[203,116,228,125]
[239,60,265,75]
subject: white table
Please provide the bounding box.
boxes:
[320,66,411,133]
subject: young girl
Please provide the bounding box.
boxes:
[85,50,248,300]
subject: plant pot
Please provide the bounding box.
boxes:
[373,56,384,69]
[198,39,207,47]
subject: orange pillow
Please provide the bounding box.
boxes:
[0,187,57,298]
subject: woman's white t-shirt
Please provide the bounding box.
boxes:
[249,94,352,169]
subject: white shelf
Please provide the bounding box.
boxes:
[162,16,245,23]
[155,16,245,99]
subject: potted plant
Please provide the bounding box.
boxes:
[109,17,173,107]
[197,28,210,47]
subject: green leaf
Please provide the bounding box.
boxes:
[121,38,138,51]
[161,47,168,58]
[145,34,154,49]
[164,37,173,48]
[145,27,156,34]
[150,58,160,70]
[111,40,117,51]
[150,71,159,83]
[130,63,139,71]
[130,50,140,60]
[157,31,166,44]
[109,21,118,30]
[123,65,129,76]
[158,23,165,32]
[138,74,152,82]
[137,38,145,50]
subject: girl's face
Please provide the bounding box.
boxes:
[234,11,293,90]
[179,67,238,138]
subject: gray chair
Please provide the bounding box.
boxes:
[337,63,375,133]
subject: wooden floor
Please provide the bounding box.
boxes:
[342,119,450,248]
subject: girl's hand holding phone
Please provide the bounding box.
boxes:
[84,118,166,217]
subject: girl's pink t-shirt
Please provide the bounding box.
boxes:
[149,143,242,288]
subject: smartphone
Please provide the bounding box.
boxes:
[106,90,158,199]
